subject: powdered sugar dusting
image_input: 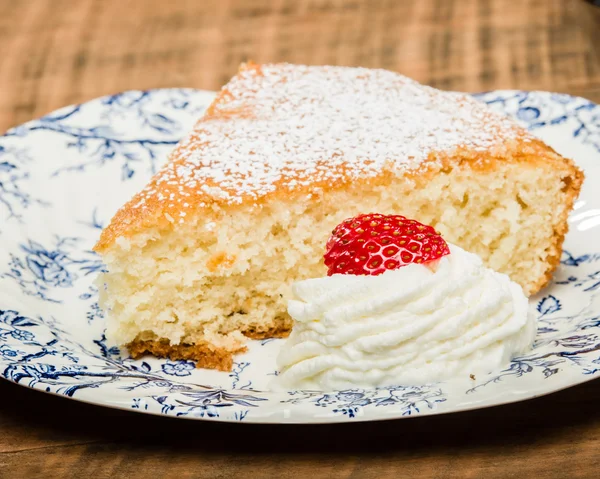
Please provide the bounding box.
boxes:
[139,64,523,208]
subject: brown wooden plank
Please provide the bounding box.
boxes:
[2,376,600,477]
[0,0,598,132]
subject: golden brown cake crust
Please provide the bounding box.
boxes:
[127,321,292,371]
[242,324,291,340]
[127,338,247,372]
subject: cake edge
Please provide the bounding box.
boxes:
[127,326,291,371]
[529,160,584,294]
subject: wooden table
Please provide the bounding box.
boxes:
[1,0,600,477]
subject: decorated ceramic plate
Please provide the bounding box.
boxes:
[1,89,599,423]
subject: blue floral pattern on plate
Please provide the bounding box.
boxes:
[0,89,599,423]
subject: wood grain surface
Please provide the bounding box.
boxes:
[1,0,600,477]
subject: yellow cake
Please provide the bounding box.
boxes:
[94,63,583,371]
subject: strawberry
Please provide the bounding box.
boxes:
[324,213,450,276]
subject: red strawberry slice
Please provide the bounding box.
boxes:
[324,213,450,276]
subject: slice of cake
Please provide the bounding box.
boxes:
[94,63,583,371]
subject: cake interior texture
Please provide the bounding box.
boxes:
[99,149,581,370]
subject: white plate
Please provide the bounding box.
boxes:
[1,89,600,423]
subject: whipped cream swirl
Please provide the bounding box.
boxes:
[272,245,535,391]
